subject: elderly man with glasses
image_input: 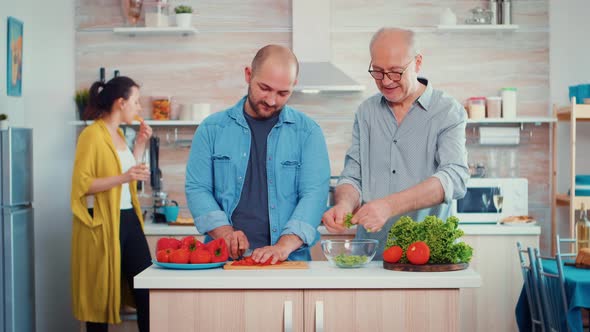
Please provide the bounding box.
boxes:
[322,27,469,258]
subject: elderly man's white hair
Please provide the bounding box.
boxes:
[369,27,421,56]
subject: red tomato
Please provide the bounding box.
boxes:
[190,248,212,264]
[156,237,181,252]
[383,246,403,263]
[169,248,190,264]
[406,241,430,265]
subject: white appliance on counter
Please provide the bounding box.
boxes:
[452,177,528,224]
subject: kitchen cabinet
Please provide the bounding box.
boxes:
[459,226,540,332]
[303,289,458,332]
[150,290,303,331]
[135,262,480,332]
[551,99,590,253]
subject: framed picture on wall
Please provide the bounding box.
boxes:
[7,17,23,97]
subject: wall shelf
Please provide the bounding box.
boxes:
[113,27,198,36]
[551,98,588,254]
[466,117,555,124]
[69,120,199,126]
[436,24,519,32]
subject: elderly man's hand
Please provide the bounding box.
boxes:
[351,198,393,233]
[322,203,352,234]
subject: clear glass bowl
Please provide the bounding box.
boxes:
[321,239,379,268]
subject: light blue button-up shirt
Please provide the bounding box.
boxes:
[186,97,330,260]
[338,78,470,257]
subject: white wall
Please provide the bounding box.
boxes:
[1,0,77,331]
[550,0,590,238]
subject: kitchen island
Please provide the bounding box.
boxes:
[135,261,481,331]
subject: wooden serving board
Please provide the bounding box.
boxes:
[223,261,309,270]
[383,261,468,272]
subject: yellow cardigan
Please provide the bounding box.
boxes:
[70,119,144,324]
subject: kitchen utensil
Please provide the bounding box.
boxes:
[383,262,468,272]
[223,261,309,270]
[321,239,378,268]
[501,0,511,24]
[152,260,226,270]
[440,8,457,25]
[236,249,253,261]
[489,0,498,25]
[163,200,179,222]
[465,7,492,24]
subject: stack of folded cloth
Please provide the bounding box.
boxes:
[569,175,590,196]
[575,248,590,267]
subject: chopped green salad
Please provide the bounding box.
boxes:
[344,213,354,229]
[334,254,368,267]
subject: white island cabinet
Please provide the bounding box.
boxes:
[135,261,481,332]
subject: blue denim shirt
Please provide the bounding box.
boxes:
[185,96,330,260]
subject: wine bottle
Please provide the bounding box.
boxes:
[576,202,590,251]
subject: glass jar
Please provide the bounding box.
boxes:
[467,97,486,120]
[486,96,502,118]
[501,87,517,119]
[577,203,590,251]
[152,96,171,120]
[144,0,169,27]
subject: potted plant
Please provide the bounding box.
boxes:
[75,89,89,120]
[175,5,193,28]
[0,114,8,130]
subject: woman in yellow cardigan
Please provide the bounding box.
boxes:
[71,76,152,332]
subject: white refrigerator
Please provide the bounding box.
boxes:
[1,127,35,332]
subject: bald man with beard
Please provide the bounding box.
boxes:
[186,45,330,263]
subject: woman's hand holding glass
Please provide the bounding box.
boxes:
[124,164,150,183]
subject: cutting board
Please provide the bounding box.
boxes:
[167,222,194,226]
[383,261,468,272]
[223,261,309,270]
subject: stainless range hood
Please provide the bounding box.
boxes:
[292,0,365,93]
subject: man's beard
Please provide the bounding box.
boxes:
[247,87,281,119]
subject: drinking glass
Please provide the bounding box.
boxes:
[493,186,504,224]
[136,149,150,198]
[481,192,491,212]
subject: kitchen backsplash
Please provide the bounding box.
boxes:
[75,0,550,250]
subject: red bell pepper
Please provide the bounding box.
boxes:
[206,238,229,263]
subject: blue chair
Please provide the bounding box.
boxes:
[556,234,577,260]
[517,241,545,331]
[534,248,570,332]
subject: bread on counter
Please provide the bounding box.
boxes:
[575,248,590,266]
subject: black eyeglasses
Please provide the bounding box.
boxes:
[368,56,416,81]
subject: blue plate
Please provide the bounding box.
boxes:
[152,260,226,270]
